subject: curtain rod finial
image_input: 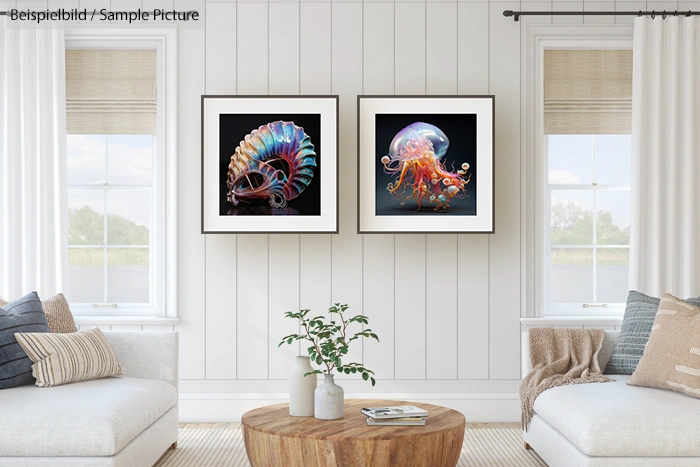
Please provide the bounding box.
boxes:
[503,10,520,21]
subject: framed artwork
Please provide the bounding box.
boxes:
[201,95,339,233]
[357,95,495,234]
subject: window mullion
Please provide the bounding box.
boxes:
[592,136,597,304]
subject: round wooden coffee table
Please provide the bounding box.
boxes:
[241,399,465,467]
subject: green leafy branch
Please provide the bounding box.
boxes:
[278,303,380,386]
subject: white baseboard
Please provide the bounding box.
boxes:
[179,392,520,423]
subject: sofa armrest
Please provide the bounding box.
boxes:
[103,332,179,390]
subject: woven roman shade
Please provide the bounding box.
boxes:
[544,50,632,134]
[66,50,156,134]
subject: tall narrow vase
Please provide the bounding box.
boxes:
[289,356,316,417]
[314,374,344,420]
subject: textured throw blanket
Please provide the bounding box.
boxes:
[520,328,614,431]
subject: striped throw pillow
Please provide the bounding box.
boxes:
[1,294,77,334]
[14,327,123,387]
[629,294,700,398]
[0,292,51,389]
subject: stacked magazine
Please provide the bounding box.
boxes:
[361,405,428,426]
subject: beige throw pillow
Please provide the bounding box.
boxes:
[14,327,123,387]
[0,293,77,333]
[41,294,78,333]
[628,293,700,398]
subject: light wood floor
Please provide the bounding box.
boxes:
[180,422,520,429]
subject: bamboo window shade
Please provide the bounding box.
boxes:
[544,50,632,134]
[66,50,156,134]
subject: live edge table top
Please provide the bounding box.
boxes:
[240,399,465,440]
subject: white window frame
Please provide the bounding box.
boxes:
[65,29,177,320]
[521,25,633,319]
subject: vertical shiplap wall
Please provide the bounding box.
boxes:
[331,1,364,379]
[456,1,490,381]
[176,0,525,384]
[176,0,693,388]
[177,2,207,380]
[426,2,458,381]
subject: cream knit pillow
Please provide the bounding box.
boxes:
[14,327,123,387]
[41,294,78,333]
[628,293,700,398]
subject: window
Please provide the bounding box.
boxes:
[67,134,154,309]
[525,42,634,317]
[546,134,631,312]
[65,31,176,318]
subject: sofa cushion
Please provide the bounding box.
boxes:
[0,292,51,389]
[16,327,123,387]
[605,290,700,375]
[628,293,700,399]
[533,375,700,457]
[0,376,177,456]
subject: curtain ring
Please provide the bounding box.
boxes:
[687,10,692,17]
[638,10,643,17]
[674,10,678,17]
[651,10,656,19]
[662,11,667,19]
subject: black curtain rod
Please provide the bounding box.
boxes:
[504,9,700,21]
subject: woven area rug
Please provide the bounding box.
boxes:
[155,425,546,467]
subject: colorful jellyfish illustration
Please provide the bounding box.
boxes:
[226,121,317,209]
[381,122,471,211]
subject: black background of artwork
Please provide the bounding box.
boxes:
[219,113,322,216]
[374,113,477,216]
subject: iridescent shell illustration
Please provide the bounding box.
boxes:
[227,121,317,208]
[382,122,471,211]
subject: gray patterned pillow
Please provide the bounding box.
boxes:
[0,292,51,389]
[605,290,700,374]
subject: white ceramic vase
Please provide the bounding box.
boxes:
[289,356,316,417]
[314,374,344,420]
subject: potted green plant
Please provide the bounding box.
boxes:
[279,303,379,420]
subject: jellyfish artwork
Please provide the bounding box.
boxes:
[226,121,317,210]
[381,122,471,211]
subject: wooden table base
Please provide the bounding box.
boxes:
[242,400,465,467]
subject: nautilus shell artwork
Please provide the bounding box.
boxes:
[381,122,471,211]
[227,121,317,209]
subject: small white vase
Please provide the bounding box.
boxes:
[314,374,344,420]
[289,356,316,417]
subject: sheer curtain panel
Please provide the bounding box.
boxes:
[0,25,68,300]
[630,17,700,297]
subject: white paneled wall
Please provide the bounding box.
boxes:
[177,11,207,382]
[163,0,692,422]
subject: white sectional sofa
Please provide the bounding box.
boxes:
[522,330,700,467]
[0,332,179,467]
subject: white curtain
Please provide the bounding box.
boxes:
[631,17,700,297]
[0,25,68,300]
